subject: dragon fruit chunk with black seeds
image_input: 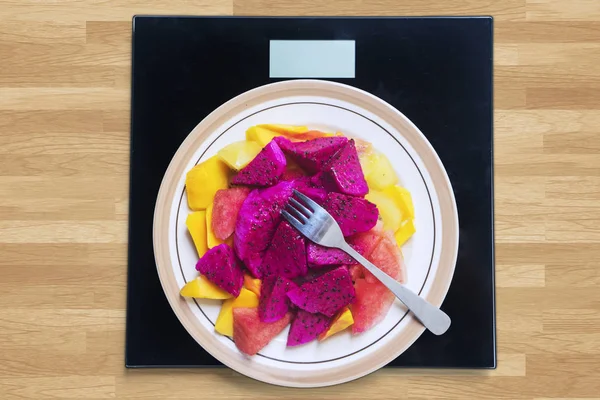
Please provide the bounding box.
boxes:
[233,181,295,278]
[306,243,355,268]
[320,139,368,196]
[261,220,308,279]
[310,171,326,188]
[281,165,307,181]
[231,139,286,187]
[195,243,244,297]
[277,136,348,173]
[287,310,330,347]
[323,192,379,237]
[286,266,355,317]
[259,275,298,323]
[307,225,383,268]
[291,177,327,203]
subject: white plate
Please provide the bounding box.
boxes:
[153,80,458,387]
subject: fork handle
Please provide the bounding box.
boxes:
[340,243,451,336]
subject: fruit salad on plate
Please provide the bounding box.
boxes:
[180,124,416,356]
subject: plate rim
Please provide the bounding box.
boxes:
[153,79,459,387]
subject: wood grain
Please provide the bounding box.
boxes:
[0,0,598,398]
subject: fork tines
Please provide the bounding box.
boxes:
[282,190,318,228]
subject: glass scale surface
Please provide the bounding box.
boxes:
[126,16,495,368]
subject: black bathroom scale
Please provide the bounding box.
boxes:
[126,16,495,368]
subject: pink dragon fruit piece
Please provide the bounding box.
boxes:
[261,221,308,279]
[195,243,244,296]
[231,139,287,186]
[259,275,298,323]
[233,181,295,277]
[306,243,355,268]
[287,266,355,317]
[320,139,368,196]
[323,192,378,236]
[287,310,330,347]
[277,136,348,173]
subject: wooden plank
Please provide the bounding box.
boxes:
[0,0,598,398]
[233,0,526,20]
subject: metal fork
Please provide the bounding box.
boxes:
[282,190,451,335]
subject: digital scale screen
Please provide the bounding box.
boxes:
[269,40,356,78]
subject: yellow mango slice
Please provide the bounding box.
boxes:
[215,288,259,336]
[246,126,280,147]
[366,190,403,232]
[243,274,261,297]
[185,156,229,210]
[258,124,308,135]
[217,140,262,171]
[180,275,233,300]
[288,130,334,140]
[359,147,376,178]
[185,211,208,257]
[318,307,354,340]
[362,151,398,191]
[206,202,225,249]
[384,185,415,220]
[395,219,416,247]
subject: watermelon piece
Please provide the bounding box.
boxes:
[232,307,292,356]
[259,276,298,323]
[195,243,244,297]
[234,181,295,277]
[323,192,379,236]
[287,266,355,317]
[261,221,308,279]
[348,264,364,281]
[211,187,251,240]
[321,139,368,196]
[231,139,286,186]
[306,243,354,268]
[347,228,384,259]
[277,136,348,173]
[364,232,406,284]
[350,278,395,334]
[287,310,330,347]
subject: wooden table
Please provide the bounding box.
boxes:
[1,1,599,398]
